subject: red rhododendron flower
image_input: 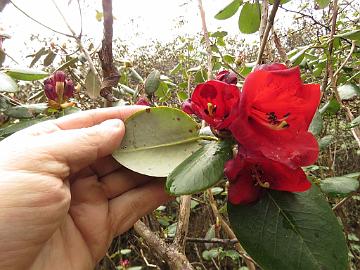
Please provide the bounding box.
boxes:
[182,80,240,130]
[225,148,311,204]
[215,70,237,85]
[229,63,320,169]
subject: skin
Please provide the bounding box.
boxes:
[0,106,172,270]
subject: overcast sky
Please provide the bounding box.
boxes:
[0,0,303,67]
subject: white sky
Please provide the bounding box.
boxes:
[0,0,258,66]
[0,0,302,66]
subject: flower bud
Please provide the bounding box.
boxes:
[135,96,150,106]
[181,99,194,114]
[215,70,237,85]
[44,71,75,108]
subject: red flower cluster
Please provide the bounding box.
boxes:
[183,64,320,204]
[44,71,75,109]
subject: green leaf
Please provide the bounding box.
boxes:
[320,177,359,197]
[194,69,207,83]
[0,72,18,92]
[308,110,323,136]
[166,140,232,195]
[95,10,103,21]
[43,50,56,67]
[170,63,182,75]
[129,68,144,83]
[4,103,47,118]
[112,107,203,177]
[350,115,360,128]
[288,46,310,66]
[319,97,340,115]
[238,3,261,34]
[318,135,333,150]
[215,0,242,20]
[29,47,47,68]
[335,29,360,41]
[4,68,49,81]
[0,117,51,138]
[228,185,348,270]
[144,70,161,95]
[55,57,78,71]
[315,0,330,8]
[85,69,101,98]
[338,83,360,100]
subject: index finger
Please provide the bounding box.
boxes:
[54,105,146,130]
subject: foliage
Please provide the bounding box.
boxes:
[1,0,360,269]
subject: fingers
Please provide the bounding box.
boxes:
[90,156,122,178]
[109,180,173,236]
[53,105,146,130]
[100,168,153,199]
[43,118,125,173]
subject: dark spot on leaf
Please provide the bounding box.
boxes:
[176,117,180,121]
[315,232,319,238]
[189,129,193,133]
[145,108,151,113]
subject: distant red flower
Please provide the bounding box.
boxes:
[182,80,240,130]
[229,63,320,169]
[135,96,150,106]
[225,148,311,204]
[215,70,237,85]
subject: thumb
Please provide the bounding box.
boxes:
[44,118,125,173]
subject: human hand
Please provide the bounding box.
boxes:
[0,106,172,270]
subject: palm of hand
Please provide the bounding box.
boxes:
[0,107,170,270]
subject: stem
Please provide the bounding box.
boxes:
[197,0,213,79]
[50,0,101,93]
[173,195,192,252]
[98,0,119,105]
[134,220,194,270]
[207,189,257,268]
[256,0,280,65]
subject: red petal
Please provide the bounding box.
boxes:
[257,158,311,192]
[254,63,287,71]
[228,172,261,204]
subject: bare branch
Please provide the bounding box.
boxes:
[134,220,194,270]
[173,195,192,252]
[197,0,213,79]
[98,0,119,105]
[256,0,280,65]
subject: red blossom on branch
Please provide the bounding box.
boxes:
[215,70,237,85]
[229,63,320,169]
[225,147,311,204]
[182,80,240,130]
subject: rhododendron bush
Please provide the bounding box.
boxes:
[0,0,359,269]
[111,63,349,270]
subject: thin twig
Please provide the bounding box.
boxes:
[9,0,73,38]
[173,195,192,252]
[272,28,289,65]
[326,1,360,148]
[50,0,100,86]
[333,41,356,78]
[207,190,257,268]
[332,193,357,211]
[197,0,213,79]
[134,220,194,270]
[256,0,280,65]
[259,0,268,43]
